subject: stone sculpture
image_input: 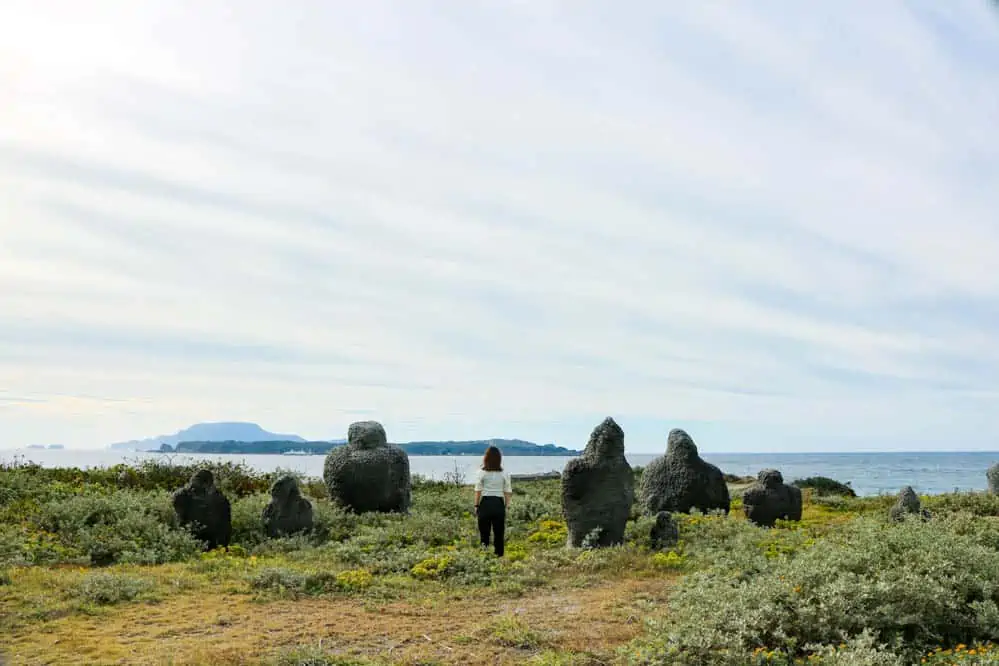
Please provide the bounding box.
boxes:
[171,469,232,549]
[638,428,730,515]
[561,417,635,548]
[889,486,931,522]
[324,420,411,513]
[988,464,999,494]
[649,511,680,550]
[741,469,803,527]
[262,475,314,537]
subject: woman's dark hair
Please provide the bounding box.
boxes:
[482,445,503,472]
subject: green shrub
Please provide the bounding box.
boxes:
[310,501,358,543]
[487,613,549,649]
[250,567,308,595]
[925,493,999,517]
[229,493,270,547]
[627,517,999,664]
[2,457,275,497]
[509,497,561,524]
[32,490,201,565]
[443,548,501,585]
[270,645,379,666]
[527,519,568,547]
[410,554,453,580]
[249,566,378,598]
[793,477,857,498]
[74,572,153,605]
[334,569,373,591]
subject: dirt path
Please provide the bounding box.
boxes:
[6,577,672,665]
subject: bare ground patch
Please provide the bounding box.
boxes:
[4,576,673,665]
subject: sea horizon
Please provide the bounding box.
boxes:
[4,447,997,498]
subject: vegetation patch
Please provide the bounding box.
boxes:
[8,458,999,664]
[74,571,155,605]
[792,476,857,498]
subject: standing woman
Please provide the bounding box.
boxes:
[473,445,512,557]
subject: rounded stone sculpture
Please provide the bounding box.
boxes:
[889,486,931,522]
[638,428,730,515]
[741,469,803,527]
[262,475,314,537]
[324,420,411,513]
[650,511,679,550]
[561,417,635,548]
[988,464,999,494]
[171,469,232,550]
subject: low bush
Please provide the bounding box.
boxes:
[627,517,999,664]
[487,613,550,649]
[32,490,202,565]
[925,492,999,517]
[527,519,568,547]
[792,477,857,498]
[74,572,154,605]
[271,645,380,666]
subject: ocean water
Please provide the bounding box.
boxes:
[2,448,997,497]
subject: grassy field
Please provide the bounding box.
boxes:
[4,459,999,665]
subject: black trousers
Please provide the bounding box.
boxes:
[477,496,506,556]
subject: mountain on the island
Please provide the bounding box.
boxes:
[169,436,581,456]
[109,422,307,451]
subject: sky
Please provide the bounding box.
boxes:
[2,1,999,453]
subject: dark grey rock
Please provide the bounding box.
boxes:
[988,464,999,494]
[650,511,679,550]
[889,486,931,522]
[561,417,635,548]
[324,421,411,513]
[171,469,232,549]
[262,475,314,537]
[741,469,803,527]
[638,429,730,515]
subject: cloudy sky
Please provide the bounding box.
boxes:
[2,1,998,452]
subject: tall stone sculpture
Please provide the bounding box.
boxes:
[324,420,411,513]
[741,469,803,527]
[262,475,314,537]
[171,469,232,550]
[638,428,730,515]
[561,417,635,548]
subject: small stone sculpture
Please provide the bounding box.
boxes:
[889,486,931,522]
[262,475,314,537]
[561,417,635,548]
[741,469,803,527]
[324,421,411,513]
[638,429,730,515]
[650,511,679,550]
[987,464,999,494]
[171,469,232,549]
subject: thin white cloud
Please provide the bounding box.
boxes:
[1,1,998,450]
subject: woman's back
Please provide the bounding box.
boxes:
[475,469,511,496]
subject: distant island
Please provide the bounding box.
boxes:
[163,438,580,456]
[109,422,306,451]
[110,422,581,456]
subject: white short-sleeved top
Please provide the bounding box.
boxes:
[474,469,512,497]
